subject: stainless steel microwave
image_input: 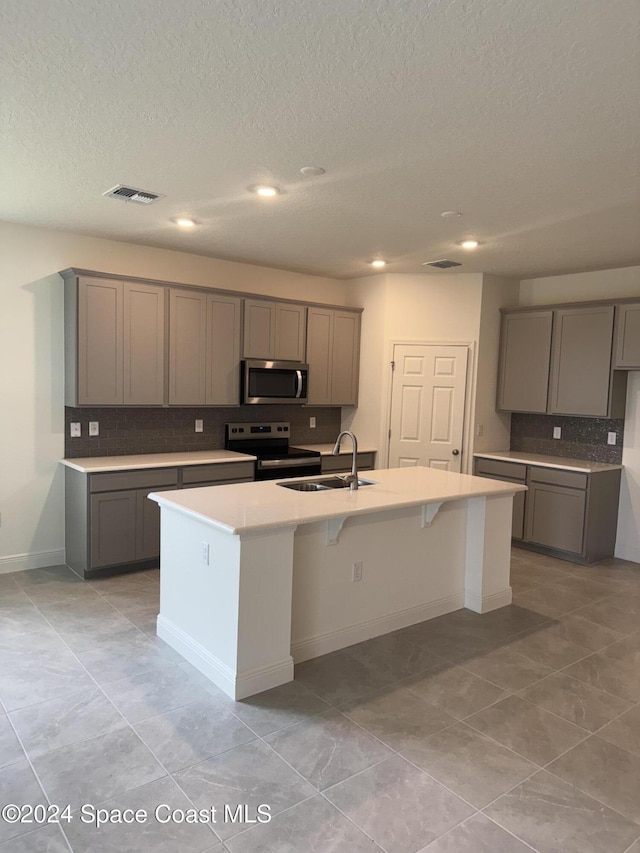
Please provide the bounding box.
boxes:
[242,360,308,404]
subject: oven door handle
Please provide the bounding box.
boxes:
[295,370,303,398]
[259,457,317,469]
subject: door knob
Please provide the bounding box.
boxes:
[452,449,460,456]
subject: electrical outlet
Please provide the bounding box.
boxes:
[89,421,99,436]
[608,432,617,445]
[70,423,81,437]
[201,542,210,565]
[309,417,316,428]
[352,561,363,582]
[475,423,484,437]
[195,419,204,433]
[553,427,562,439]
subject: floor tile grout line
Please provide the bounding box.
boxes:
[2,708,75,852]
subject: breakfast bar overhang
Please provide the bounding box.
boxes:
[149,467,526,700]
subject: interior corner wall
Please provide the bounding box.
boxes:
[473,275,519,455]
[517,266,640,563]
[0,220,346,573]
[345,272,484,471]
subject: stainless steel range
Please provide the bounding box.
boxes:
[225,421,322,480]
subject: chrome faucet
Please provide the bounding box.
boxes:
[332,430,359,490]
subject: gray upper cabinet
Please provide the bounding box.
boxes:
[123,281,165,405]
[206,293,242,405]
[63,269,360,409]
[307,307,360,405]
[169,289,242,406]
[65,273,165,406]
[614,303,640,368]
[168,289,208,405]
[548,305,616,417]
[497,311,553,413]
[243,298,306,361]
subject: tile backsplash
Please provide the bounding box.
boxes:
[510,413,624,464]
[65,406,342,458]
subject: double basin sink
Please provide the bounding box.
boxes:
[278,476,375,492]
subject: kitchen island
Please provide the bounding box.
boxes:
[149,467,525,700]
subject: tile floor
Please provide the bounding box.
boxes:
[0,548,639,852]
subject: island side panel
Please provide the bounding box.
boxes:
[464,494,513,613]
[156,506,296,700]
[291,502,468,663]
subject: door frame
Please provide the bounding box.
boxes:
[383,340,475,472]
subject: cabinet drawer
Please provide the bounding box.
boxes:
[321,452,375,473]
[181,461,255,484]
[474,458,527,481]
[529,467,587,490]
[90,468,179,493]
[182,478,252,489]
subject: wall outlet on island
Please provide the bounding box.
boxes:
[553,426,562,439]
[195,419,204,433]
[309,417,316,428]
[352,561,363,582]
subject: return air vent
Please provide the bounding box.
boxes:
[422,259,462,269]
[103,185,164,205]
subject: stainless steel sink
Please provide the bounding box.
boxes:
[278,476,375,491]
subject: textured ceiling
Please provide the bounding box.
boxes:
[2,0,639,279]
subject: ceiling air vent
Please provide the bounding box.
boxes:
[422,259,462,269]
[103,185,164,205]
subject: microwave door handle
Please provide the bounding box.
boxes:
[295,370,303,398]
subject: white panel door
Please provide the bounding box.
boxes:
[388,345,468,472]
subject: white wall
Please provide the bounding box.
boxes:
[344,273,485,470]
[0,221,346,572]
[519,266,640,305]
[343,272,518,469]
[518,266,640,563]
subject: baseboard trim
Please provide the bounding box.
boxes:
[614,543,640,564]
[291,593,465,664]
[465,587,513,614]
[156,615,293,700]
[0,549,66,575]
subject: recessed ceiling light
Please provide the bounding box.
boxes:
[173,217,197,227]
[253,185,280,197]
[370,259,386,268]
[300,166,326,176]
[440,211,462,219]
[458,239,480,249]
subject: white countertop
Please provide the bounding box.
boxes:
[149,465,525,535]
[473,450,622,474]
[61,450,256,473]
[293,443,378,456]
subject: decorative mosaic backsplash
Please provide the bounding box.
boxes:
[510,413,624,464]
[65,406,342,458]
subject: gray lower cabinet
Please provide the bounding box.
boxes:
[474,457,621,563]
[65,461,254,578]
[474,458,526,540]
[614,302,640,368]
[320,451,376,474]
